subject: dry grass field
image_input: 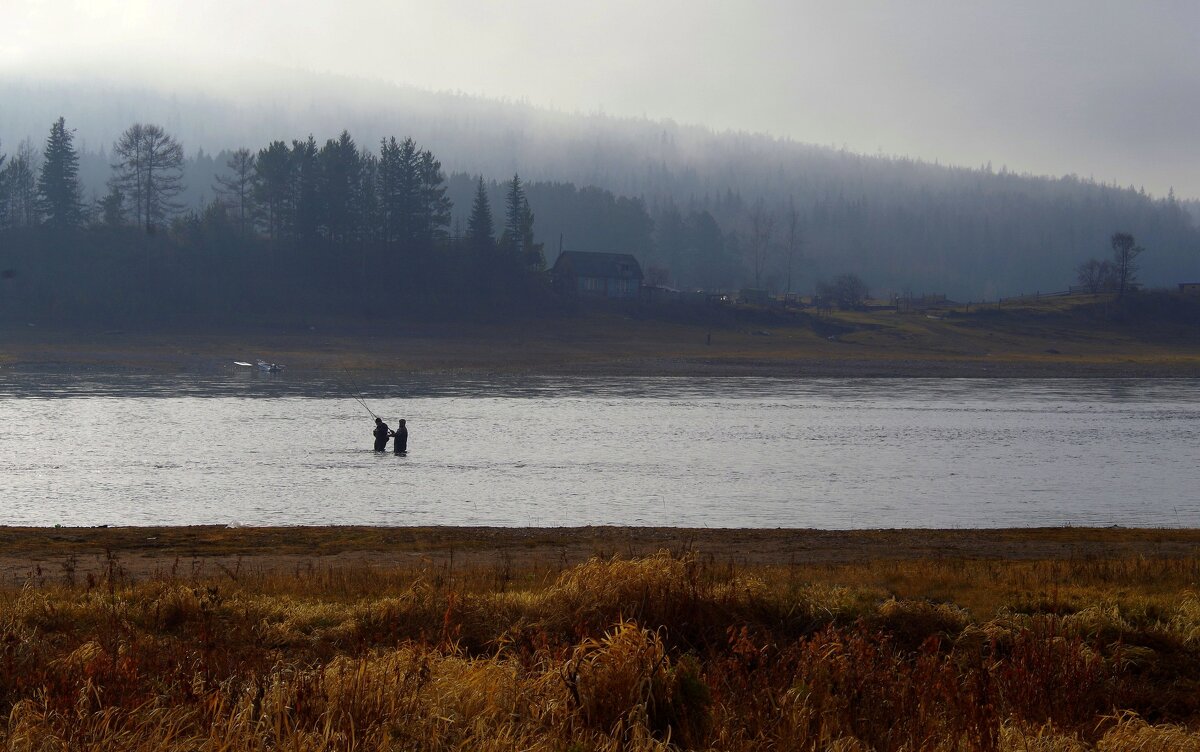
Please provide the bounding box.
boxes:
[2,527,1199,750]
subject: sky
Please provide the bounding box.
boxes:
[5,0,1200,197]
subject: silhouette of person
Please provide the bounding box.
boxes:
[392,419,408,455]
[372,417,391,452]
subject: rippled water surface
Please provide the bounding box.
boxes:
[1,372,1197,528]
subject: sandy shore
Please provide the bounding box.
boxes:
[3,526,1198,584]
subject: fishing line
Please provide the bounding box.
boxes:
[336,371,380,420]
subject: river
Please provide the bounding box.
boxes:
[1,372,1197,528]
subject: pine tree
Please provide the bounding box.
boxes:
[214,148,257,236]
[465,176,495,253]
[290,136,320,245]
[376,136,407,247]
[36,117,84,230]
[317,131,363,245]
[253,140,293,242]
[376,137,450,251]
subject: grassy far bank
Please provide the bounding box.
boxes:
[2,527,1200,750]
[3,294,1200,377]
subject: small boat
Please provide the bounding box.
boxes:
[256,360,285,373]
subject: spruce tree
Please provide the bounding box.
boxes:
[501,174,543,269]
[36,117,84,230]
[417,149,451,246]
[502,174,526,247]
[96,185,125,228]
[466,176,494,253]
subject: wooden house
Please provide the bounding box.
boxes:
[551,251,643,299]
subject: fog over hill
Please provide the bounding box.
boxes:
[3,73,1197,299]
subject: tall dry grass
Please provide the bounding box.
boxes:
[1,549,1199,750]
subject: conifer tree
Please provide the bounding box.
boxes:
[317,131,364,245]
[358,151,380,244]
[253,140,293,242]
[501,174,543,269]
[290,136,320,245]
[376,136,410,247]
[96,185,125,228]
[502,173,527,247]
[377,137,450,251]
[417,149,451,247]
[466,176,495,253]
[36,117,84,230]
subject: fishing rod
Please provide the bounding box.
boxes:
[352,393,379,420]
[336,372,380,420]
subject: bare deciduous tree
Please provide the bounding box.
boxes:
[747,199,774,290]
[1076,258,1115,294]
[214,148,257,235]
[783,196,803,295]
[818,273,869,310]
[111,123,185,234]
[3,140,40,228]
[1110,232,1143,298]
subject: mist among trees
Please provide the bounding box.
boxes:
[2,78,1199,326]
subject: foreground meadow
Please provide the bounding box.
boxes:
[3,543,1200,750]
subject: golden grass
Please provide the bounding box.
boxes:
[3,548,1200,750]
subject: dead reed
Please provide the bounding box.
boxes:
[1,548,1198,750]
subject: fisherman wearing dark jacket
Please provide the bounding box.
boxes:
[393,419,408,455]
[372,417,391,452]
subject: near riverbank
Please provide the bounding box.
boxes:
[3,525,1198,583]
[3,525,1200,749]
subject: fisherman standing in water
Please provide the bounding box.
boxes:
[393,419,408,455]
[372,417,391,452]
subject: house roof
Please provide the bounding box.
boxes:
[552,251,643,280]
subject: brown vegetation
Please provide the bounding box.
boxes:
[3,540,1200,750]
[4,292,1200,378]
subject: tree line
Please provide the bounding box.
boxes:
[0,118,552,324]
[5,108,1200,318]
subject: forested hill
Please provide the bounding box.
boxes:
[2,75,1197,299]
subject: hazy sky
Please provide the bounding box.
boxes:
[6,0,1199,197]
